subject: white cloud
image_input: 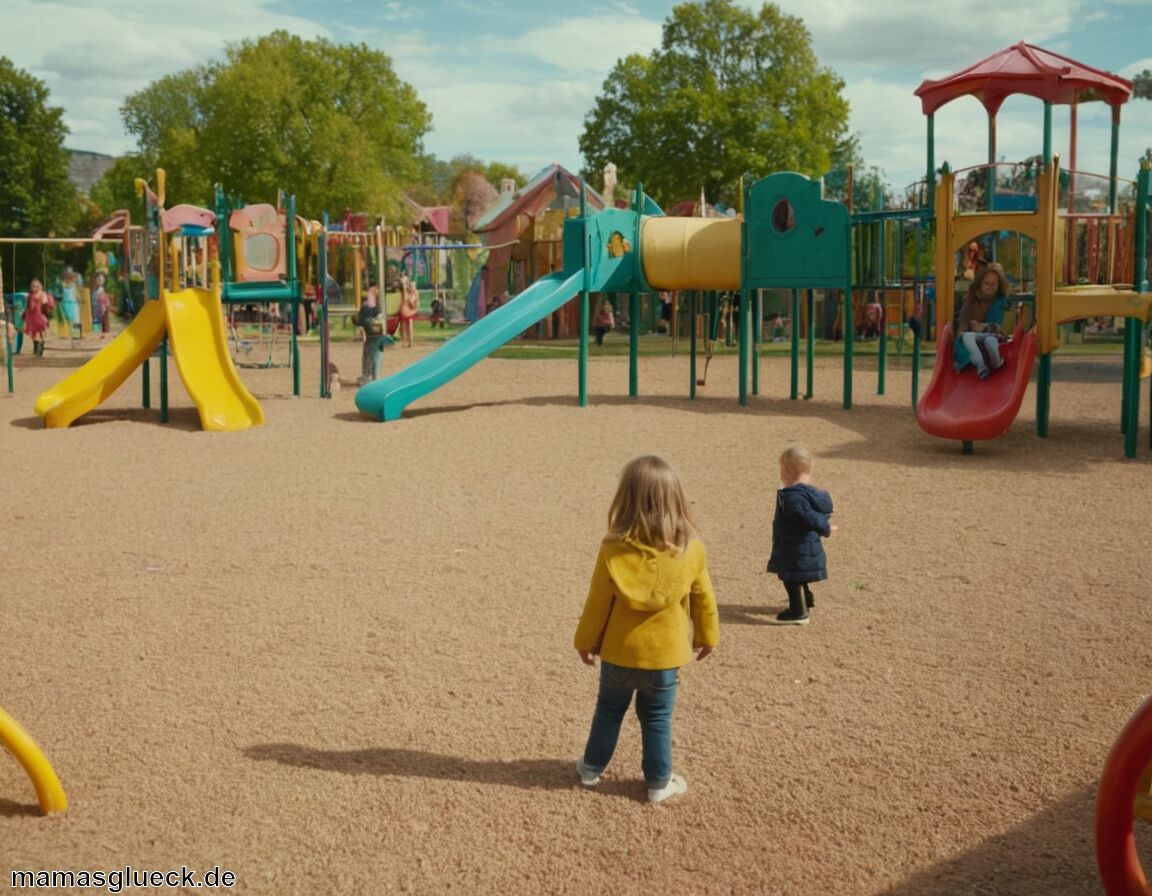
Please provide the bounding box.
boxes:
[2,0,1148,188]
[511,15,662,73]
[0,0,327,155]
[771,0,1080,69]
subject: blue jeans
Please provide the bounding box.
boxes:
[582,661,679,788]
[361,335,386,380]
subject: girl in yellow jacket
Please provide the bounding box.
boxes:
[573,455,719,803]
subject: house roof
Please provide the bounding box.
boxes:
[472,164,604,233]
[914,42,1132,116]
[403,196,452,235]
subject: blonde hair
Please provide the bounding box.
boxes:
[780,445,813,480]
[606,455,696,553]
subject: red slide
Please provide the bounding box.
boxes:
[916,324,1037,444]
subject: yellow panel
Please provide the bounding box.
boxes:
[640,217,741,291]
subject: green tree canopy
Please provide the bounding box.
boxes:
[0,57,79,239]
[105,31,432,219]
[822,135,895,212]
[578,0,850,207]
[0,57,82,287]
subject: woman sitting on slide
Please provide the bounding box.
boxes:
[954,263,1010,380]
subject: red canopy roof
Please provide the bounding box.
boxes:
[915,42,1132,116]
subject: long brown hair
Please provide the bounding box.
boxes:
[958,262,1009,328]
[606,455,697,553]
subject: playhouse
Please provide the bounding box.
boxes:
[471,164,608,336]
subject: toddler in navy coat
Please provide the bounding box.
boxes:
[766,446,837,625]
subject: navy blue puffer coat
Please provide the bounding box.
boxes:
[766,484,834,583]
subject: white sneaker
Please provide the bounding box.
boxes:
[576,757,601,786]
[648,773,687,803]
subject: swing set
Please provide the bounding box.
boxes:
[1,234,126,394]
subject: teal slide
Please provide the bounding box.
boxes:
[355,270,584,420]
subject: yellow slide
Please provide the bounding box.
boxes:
[163,287,264,431]
[34,299,167,428]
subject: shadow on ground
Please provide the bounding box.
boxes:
[244,743,646,798]
[880,785,1122,896]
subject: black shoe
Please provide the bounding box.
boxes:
[771,608,810,625]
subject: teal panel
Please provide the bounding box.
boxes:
[744,172,850,288]
[582,209,644,293]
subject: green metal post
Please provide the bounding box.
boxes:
[739,286,750,404]
[843,284,853,409]
[690,291,698,400]
[1109,109,1121,214]
[912,323,922,408]
[1035,101,1054,439]
[878,297,887,396]
[789,288,800,400]
[629,289,639,398]
[987,112,997,212]
[806,289,815,400]
[926,114,935,203]
[738,191,748,406]
[1037,354,1051,437]
[876,207,887,395]
[159,337,169,423]
[751,288,761,396]
[1122,318,1140,457]
[142,357,150,409]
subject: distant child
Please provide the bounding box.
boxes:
[573,455,719,803]
[593,298,614,345]
[768,312,786,342]
[91,272,111,338]
[356,286,387,385]
[429,293,446,329]
[954,262,1009,379]
[399,274,419,347]
[766,445,837,625]
[23,279,53,357]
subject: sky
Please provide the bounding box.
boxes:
[2,0,1151,196]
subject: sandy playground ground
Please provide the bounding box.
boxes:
[1,329,1151,895]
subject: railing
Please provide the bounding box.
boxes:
[952,162,1137,217]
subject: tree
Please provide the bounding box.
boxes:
[579,0,850,207]
[451,170,498,232]
[414,154,523,205]
[822,135,896,212]
[1132,71,1151,163]
[1133,70,1151,100]
[407,153,522,233]
[107,32,431,219]
[0,57,79,242]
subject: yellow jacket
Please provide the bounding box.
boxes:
[573,537,719,670]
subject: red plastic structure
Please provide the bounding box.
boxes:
[916,324,1038,445]
[1096,695,1152,895]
